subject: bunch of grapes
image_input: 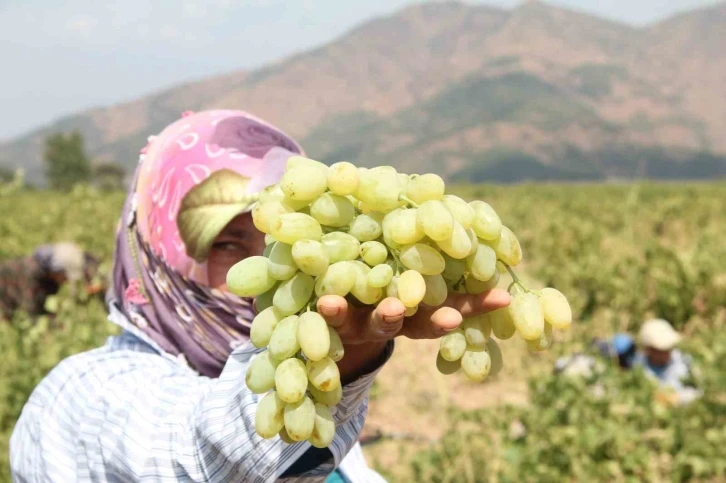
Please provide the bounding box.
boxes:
[226,156,572,447]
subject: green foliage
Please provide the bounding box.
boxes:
[43,131,92,191]
[93,161,127,191]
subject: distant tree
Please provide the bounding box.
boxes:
[93,162,126,191]
[43,131,92,190]
[0,166,14,183]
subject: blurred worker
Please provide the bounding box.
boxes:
[553,333,635,377]
[0,242,105,321]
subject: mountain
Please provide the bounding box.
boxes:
[2,1,726,184]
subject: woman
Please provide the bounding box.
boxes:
[10,110,510,482]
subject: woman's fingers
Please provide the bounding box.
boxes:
[317,295,349,329]
[401,306,462,339]
[443,288,511,317]
[365,297,406,340]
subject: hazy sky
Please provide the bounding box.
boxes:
[0,0,721,140]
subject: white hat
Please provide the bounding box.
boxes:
[50,242,86,282]
[637,318,682,351]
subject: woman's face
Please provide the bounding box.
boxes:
[207,213,265,290]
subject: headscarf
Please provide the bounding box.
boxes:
[108,110,303,377]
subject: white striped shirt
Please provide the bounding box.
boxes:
[10,306,391,482]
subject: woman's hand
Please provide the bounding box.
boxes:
[316,289,511,383]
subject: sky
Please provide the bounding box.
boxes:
[0,0,721,140]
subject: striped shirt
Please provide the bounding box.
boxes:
[10,305,391,482]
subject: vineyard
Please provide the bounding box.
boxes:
[1,182,725,482]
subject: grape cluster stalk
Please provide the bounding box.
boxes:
[226,156,573,447]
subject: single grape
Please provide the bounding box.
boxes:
[406,173,445,204]
[298,312,331,362]
[367,264,394,288]
[527,322,554,352]
[483,226,522,266]
[398,270,427,308]
[252,201,294,234]
[461,346,491,382]
[281,166,328,201]
[417,200,454,241]
[399,243,445,275]
[466,243,497,282]
[246,350,280,394]
[508,292,544,340]
[271,213,323,244]
[284,396,316,441]
[470,200,502,241]
[462,315,490,348]
[422,274,448,307]
[273,273,315,316]
[350,262,383,305]
[489,309,516,340]
[539,287,572,329]
[251,306,285,348]
[314,261,357,297]
[268,242,298,281]
[310,193,356,227]
[292,240,330,276]
[404,305,419,317]
[269,315,301,360]
[439,328,467,361]
[275,358,309,404]
[348,213,383,242]
[309,403,336,448]
[464,271,499,294]
[286,156,329,173]
[360,241,388,266]
[227,256,276,297]
[308,382,343,406]
[436,221,472,259]
[436,353,461,375]
[486,338,503,376]
[279,426,296,444]
[356,170,401,212]
[389,208,425,245]
[327,161,360,196]
[255,391,285,439]
[442,195,475,229]
[321,232,361,263]
[307,357,341,392]
[327,327,345,362]
[255,284,278,312]
[441,254,467,282]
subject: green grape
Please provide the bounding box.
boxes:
[465,228,479,256]
[398,270,427,308]
[348,213,383,242]
[436,353,461,375]
[436,221,472,259]
[508,292,544,340]
[469,200,502,241]
[483,226,522,266]
[527,322,554,352]
[356,170,401,212]
[486,338,503,376]
[461,315,490,348]
[442,195,474,229]
[464,271,499,294]
[255,391,285,439]
[381,211,404,251]
[251,306,285,348]
[360,241,388,266]
[400,243,445,275]
[309,403,336,448]
[327,161,360,196]
[252,201,294,234]
[307,357,341,392]
[286,155,329,173]
[327,327,345,362]
[271,213,323,244]
[297,312,331,362]
[308,382,343,406]
[350,262,383,304]
[439,328,467,361]
[461,346,491,382]
[406,173,445,204]
[422,274,448,307]
[405,305,418,317]
[466,243,497,282]
[489,309,516,340]
[284,396,316,441]
[279,426,296,444]
[442,254,467,282]
[386,275,400,299]
[314,261,357,297]
[227,256,276,297]
[367,264,394,288]
[389,208,425,245]
[246,350,280,394]
[273,273,315,316]
[292,240,329,276]
[268,242,298,281]
[275,358,308,403]
[255,284,277,312]
[269,315,301,360]
[539,288,572,329]
[281,166,328,201]
[310,193,356,227]
[321,232,361,263]
[417,200,454,241]
[258,185,310,211]
[263,243,274,258]
[264,234,277,246]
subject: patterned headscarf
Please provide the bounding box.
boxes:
[108,110,303,377]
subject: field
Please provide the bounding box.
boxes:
[1,182,725,482]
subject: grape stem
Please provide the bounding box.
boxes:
[398,194,420,208]
[503,263,541,296]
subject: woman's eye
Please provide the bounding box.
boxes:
[213,242,245,253]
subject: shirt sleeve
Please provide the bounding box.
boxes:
[10,334,393,483]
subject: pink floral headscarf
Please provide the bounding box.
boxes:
[109,110,303,377]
